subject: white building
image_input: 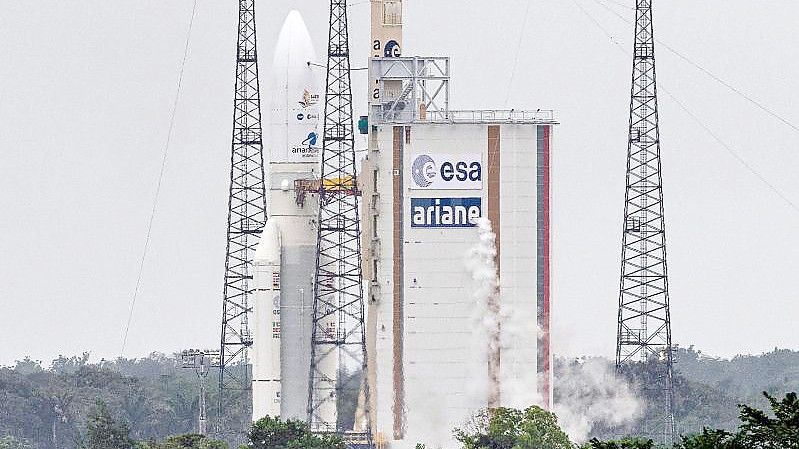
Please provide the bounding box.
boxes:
[362,51,556,448]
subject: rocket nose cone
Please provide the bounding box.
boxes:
[285,9,304,29]
[255,220,281,265]
[273,10,316,68]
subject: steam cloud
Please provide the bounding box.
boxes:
[554,357,643,443]
[412,218,639,447]
[466,217,501,408]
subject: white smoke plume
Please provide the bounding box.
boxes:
[466,217,501,408]
[554,357,643,443]
[406,387,449,449]
[465,218,638,444]
[465,217,544,410]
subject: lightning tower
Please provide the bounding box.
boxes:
[616,0,675,444]
[307,0,371,442]
[219,0,265,426]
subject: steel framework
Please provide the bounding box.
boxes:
[181,349,221,435]
[219,0,265,424]
[307,1,372,442]
[616,0,675,444]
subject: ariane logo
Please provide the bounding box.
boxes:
[384,40,401,58]
[411,197,482,228]
[298,89,320,108]
[410,153,483,190]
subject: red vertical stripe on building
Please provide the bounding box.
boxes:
[542,125,552,408]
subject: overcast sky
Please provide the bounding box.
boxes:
[1,0,798,366]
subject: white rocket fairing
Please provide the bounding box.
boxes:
[252,10,323,423]
[269,10,321,168]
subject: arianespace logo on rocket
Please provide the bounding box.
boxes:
[410,153,483,190]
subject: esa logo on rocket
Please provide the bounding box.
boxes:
[410,153,483,189]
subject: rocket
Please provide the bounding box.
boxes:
[252,10,323,422]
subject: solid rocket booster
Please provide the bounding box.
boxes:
[252,10,322,423]
[253,220,282,420]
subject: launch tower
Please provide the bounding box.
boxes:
[306,0,372,442]
[615,0,675,444]
[219,0,265,426]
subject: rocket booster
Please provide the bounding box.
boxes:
[252,220,282,420]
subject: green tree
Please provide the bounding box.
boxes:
[673,428,745,449]
[0,436,33,449]
[454,406,573,449]
[81,400,136,449]
[737,392,799,449]
[247,416,345,449]
[581,438,654,449]
[143,434,227,449]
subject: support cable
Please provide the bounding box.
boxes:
[593,0,799,134]
[661,90,799,214]
[504,0,533,106]
[571,0,799,216]
[120,0,199,357]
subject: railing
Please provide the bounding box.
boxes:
[374,108,556,124]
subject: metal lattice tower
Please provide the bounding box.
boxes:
[181,350,221,435]
[219,0,265,425]
[615,0,675,444]
[307,1,372,442]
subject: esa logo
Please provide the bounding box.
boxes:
[373,39,402,58]
[410,153,483,190]
[296,112,319,121]
[411,197,481,228]
[384,40,401,57]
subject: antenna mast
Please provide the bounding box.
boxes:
[616,0,675,444]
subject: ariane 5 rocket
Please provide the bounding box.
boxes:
[252,10,321,422]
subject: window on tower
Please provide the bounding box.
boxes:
[383,1,402,25]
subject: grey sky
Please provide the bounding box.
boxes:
[0,0,797,366]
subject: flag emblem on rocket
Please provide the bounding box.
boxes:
[299,89,319,108]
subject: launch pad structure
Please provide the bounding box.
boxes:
[244,1,555,448]
[204,0,686,446]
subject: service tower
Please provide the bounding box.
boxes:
[362,2,557,447]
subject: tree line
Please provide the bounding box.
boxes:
[1,347,798,448]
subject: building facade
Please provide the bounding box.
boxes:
[362,55,556,449]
